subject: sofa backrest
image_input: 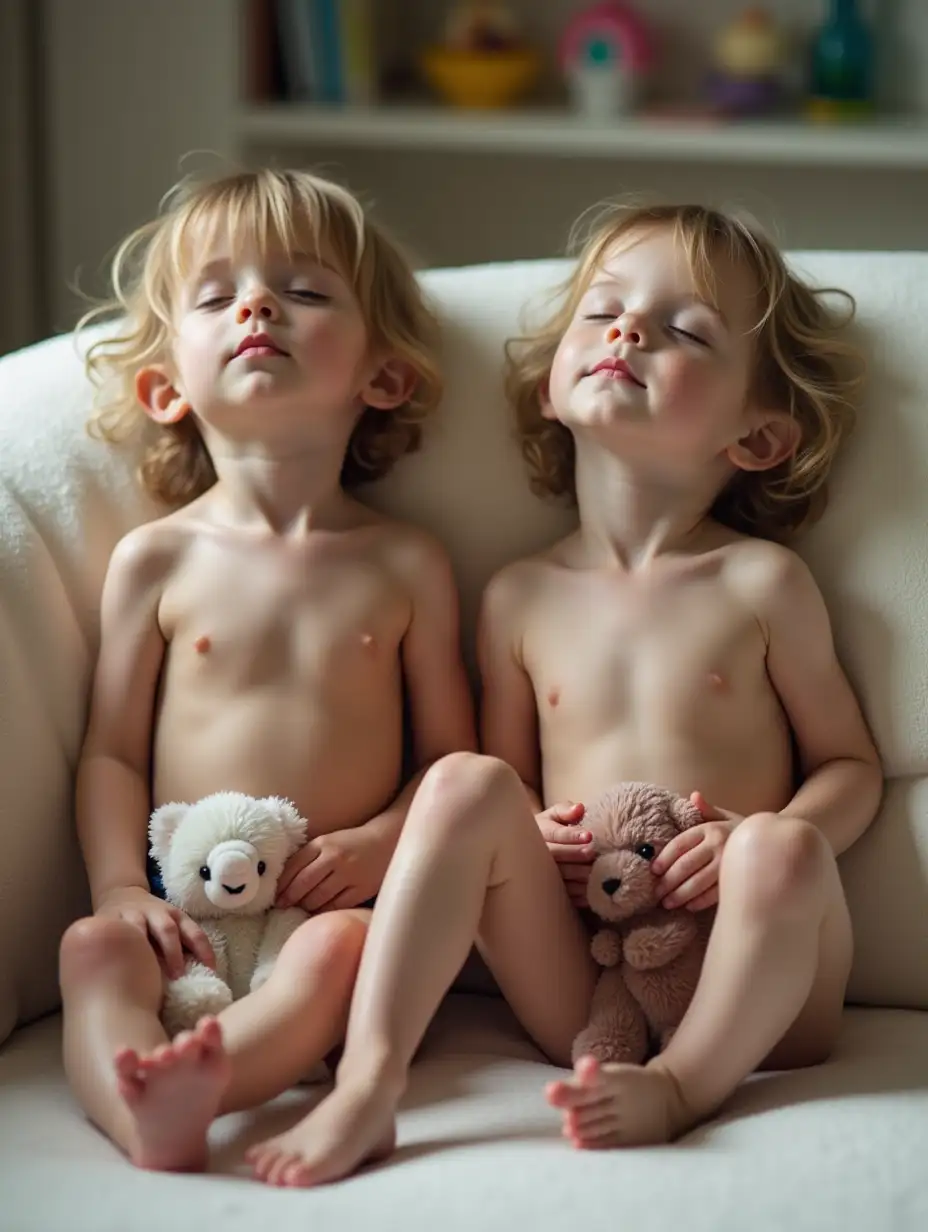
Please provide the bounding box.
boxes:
[1,255,927,1043]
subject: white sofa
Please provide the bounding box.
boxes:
[1,255,927,1232]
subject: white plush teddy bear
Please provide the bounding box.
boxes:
[149,791,309,1037]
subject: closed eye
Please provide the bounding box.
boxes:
[669,325,709,347]
[196,296,232,311]
[289,289,331,303]
[583,313,616,323]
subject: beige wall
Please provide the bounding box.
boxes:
[0,0,41,355]
[42,0,928,332]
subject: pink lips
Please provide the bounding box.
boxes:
[590,356,645,387]
[233,332,288,359]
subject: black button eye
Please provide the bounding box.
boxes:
[636,843,655,861]
[257,861,267,875]
[199,865,211,881]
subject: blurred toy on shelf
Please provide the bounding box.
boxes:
[807,0,874,122]
[420,3,539,110]
[559,2,654,119]
[706,8,785,117]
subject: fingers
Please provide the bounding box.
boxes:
[277,853,331,907]
[293,871,339,914]
[561,864,592,883]
[685,886,719,913]
[538,817,591,845]
[547,841,596,864]
[664,864,719,909]
[547,801,585,824]
[316,887,362,913]
[655,841,712,899]
[148,914,185,980]
[276,844,320,900]
[178,915,216,969]
[651,826,704,877]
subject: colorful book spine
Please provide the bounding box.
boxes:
[275,0,375,105]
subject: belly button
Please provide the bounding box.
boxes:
[548,687,560,708]
[194,635,212,655]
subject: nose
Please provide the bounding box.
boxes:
[236,286,279,324]
[606,314,643,346]
[602,877,622,896]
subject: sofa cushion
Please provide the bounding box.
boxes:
[2,254,928,1040]
[2,999,927,1232]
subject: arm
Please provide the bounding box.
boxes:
[478,564,593,905]
[76,527,170,907]
[477,563,542,805]
[764,552,883,854]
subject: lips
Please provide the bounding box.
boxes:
[233,332,288,359]
[589,356,645,387]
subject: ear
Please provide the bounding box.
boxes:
[725,410,800,473]
[360,357,417,411]
[538,377,558,422]
[148,802,190,865]
[261,797,307,854]
[136,365,191,425]
[669,795,703,833]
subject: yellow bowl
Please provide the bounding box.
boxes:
[420,47,540,110]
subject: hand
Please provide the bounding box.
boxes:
[276,826,387,913]
[651,791,743,912]
[535,800,595,909]
[96,886,215,980]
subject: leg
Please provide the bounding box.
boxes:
[248,752,597,1187]
[548,813,852,1147]
[216,908,369,1112]
[61,909,369,1171]
[60,916,229,1171]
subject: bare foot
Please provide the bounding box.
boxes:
[246,1076,398,1187]
[545,1054,695,1148]
[114,1016,231,1171]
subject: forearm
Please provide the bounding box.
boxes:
[76,752,152,907]
[783,756,883,855]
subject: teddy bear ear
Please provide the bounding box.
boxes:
[148,802,190,866]
[260,797,307,854]
[669,794,703,833]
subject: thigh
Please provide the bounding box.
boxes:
[474,767,599,1067]
[760,854,853,1071]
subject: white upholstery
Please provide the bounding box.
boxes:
[1,255,927,1230]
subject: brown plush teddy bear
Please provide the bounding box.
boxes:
[572,782,714,1066]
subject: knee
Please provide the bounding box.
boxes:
[59,915,153,984]
[722,813,830,919]
[419,752,523,818]
[278,912,369,991]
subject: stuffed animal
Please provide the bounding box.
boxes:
[149,791,309,1037]
[572,782,713,1066]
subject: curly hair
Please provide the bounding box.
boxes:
[79,167,442,506]
[505,202,864,542]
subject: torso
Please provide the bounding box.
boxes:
[513,531,795,814]
[150,506,414,836]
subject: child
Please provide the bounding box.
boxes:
[249,202,882,1187]
[60,167,476,1173]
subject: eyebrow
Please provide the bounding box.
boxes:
[192,253,334,281]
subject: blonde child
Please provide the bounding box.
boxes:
[60,167,476,1173]
[250,202,882,1187]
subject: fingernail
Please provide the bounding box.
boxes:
[578,831,591,842]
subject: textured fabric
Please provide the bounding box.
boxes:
[1,999,927,1232]
[2,255,928,1042]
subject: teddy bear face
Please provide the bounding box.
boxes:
[149,792,307,920]
[583,782,701,923]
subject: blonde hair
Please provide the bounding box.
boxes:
[506,202,863,542]
[80,168,442,505]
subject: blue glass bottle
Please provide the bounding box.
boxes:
[808,0,874,121]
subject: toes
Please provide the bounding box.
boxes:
[575,1055,602,1087]
[114,1048,141,1079]
[281,1158,314,1187]
[268,1151,301,1187]
[196,1016,223,1052]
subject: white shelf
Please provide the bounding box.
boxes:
[238,104,928,168]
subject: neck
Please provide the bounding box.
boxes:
[202,431,353,536]
[572,437,729,569]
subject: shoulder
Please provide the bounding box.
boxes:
[719,536,824,631]
[105,517,190,595]
[372,518,454,585]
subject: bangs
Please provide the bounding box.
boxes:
[159,169,368,293]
